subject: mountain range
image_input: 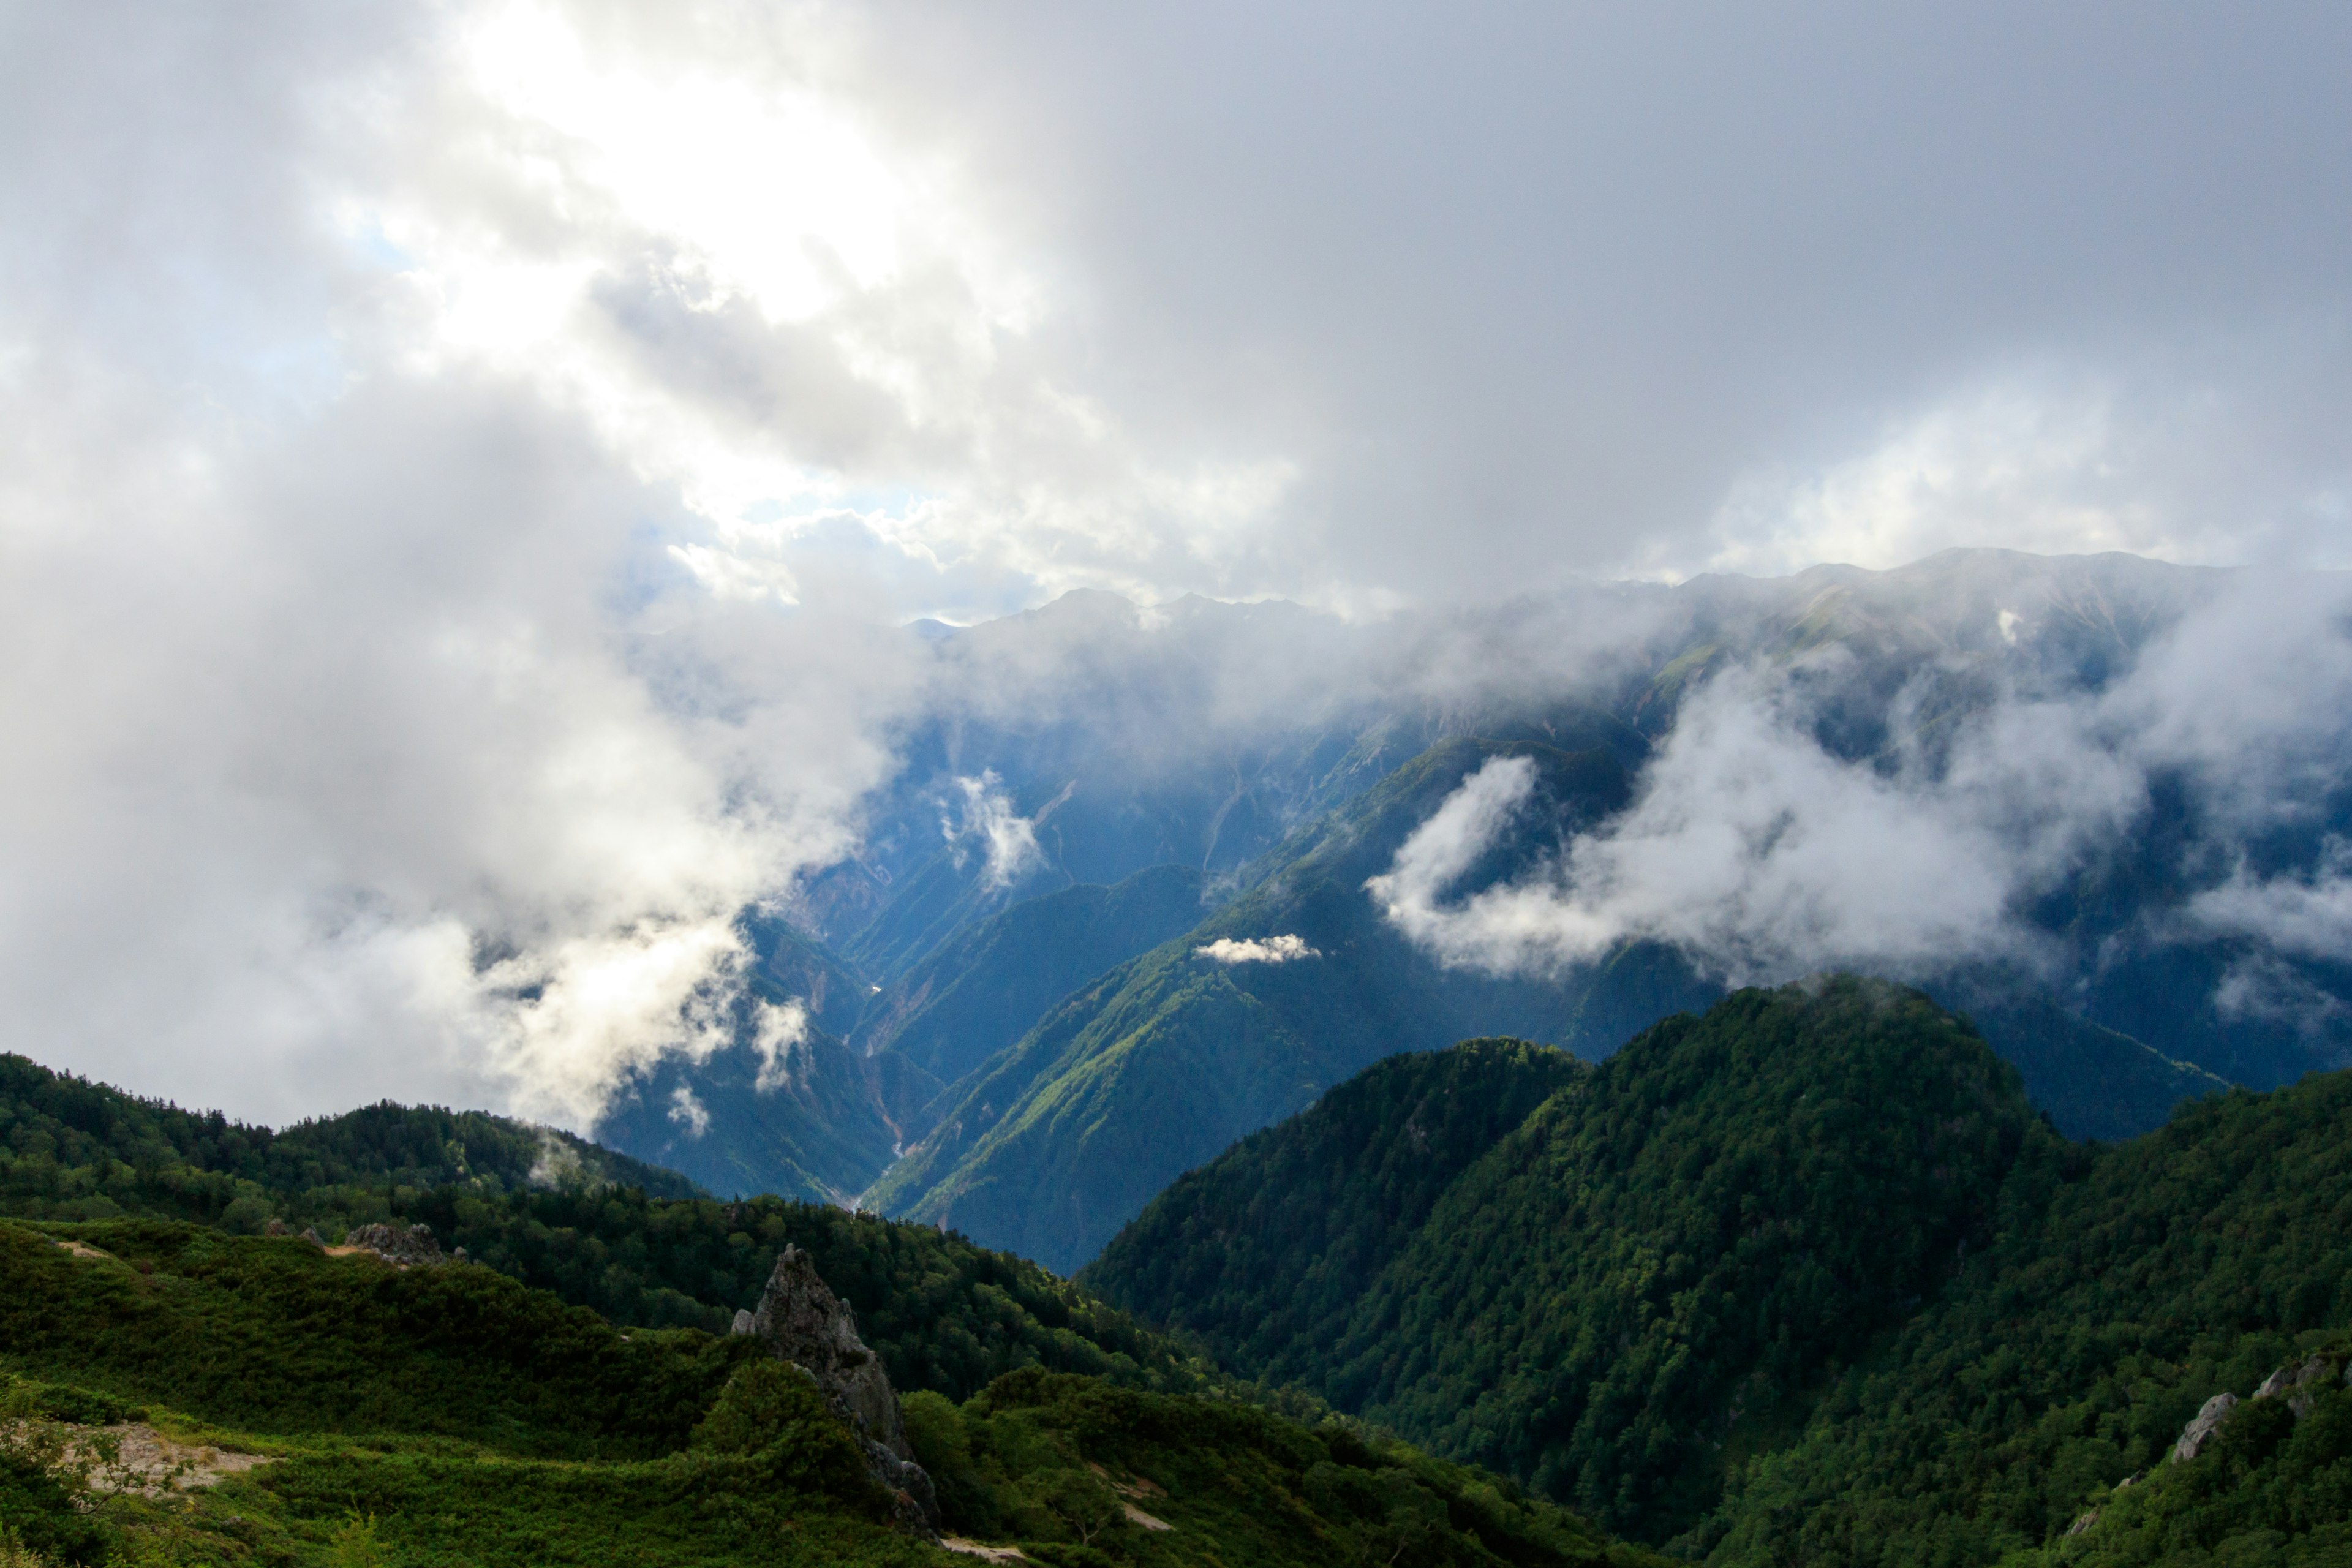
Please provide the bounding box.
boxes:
[589,550,2283,1273]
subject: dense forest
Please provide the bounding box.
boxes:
[1086,979,2352,1562]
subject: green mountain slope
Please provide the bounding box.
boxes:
[0,1051,1218,1398]
[1078,1038,1584,1390]
[853,863,1212,1125]
[1088,980,2038,1544]
[1084,978,2352,1562]
[0,1050,696,1229]
[1700,1056,2352,1566]
[0,1213,1659,1566]
[865,739,1642,1273]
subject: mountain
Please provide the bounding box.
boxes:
[0,1049,697,1231]
[1086,979,2038,1543]
[862,720,2217,1273]
[853,862,1213,1128]
[1080,1038,1585,1391]
[865,737,1662,1272]
[594,990,900,1205]
[1084,977,2352,1562]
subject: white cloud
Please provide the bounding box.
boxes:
[1368,575,2351,989]
[941,772,1046,892]
[750,998,812,1094]
[2187,847,2352,965]
[666,1082,710,1137]
[1194,933,1321,965]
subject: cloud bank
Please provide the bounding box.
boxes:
[1369,575,2352,990]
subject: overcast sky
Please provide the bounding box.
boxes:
[2,2,2347,1123]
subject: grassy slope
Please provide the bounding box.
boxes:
[0,1216,1660,1567]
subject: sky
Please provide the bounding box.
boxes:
[2,1,2348,1125]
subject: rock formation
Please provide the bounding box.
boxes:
[746,1245,938,1534]
[342,1222,447,1267]
[2172,1392,2237,1462]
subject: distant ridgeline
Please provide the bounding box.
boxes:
[595,552,2303,1270]
[1083,978,2352,1564]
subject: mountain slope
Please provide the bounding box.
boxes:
[0,1049,1219,1397]
[854,862,1212,1115]
[0,1050,697,1227]
[1078,1038,1585,1388]
[865,738,1642,1272]
[1088,979,2040,1544]
[1085,976,2352,1562]
[0,1213,1659,1567]
[595,993,899,1205]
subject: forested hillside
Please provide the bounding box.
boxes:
[0,1054,1216,1401]
[1086,979,2352,1563]
[1081,1039,1584,1389]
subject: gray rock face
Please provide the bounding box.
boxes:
[748,1245,938,1533]
[2256,1353,2334,1419]
[2173,1392,2239,1462]
[342,1222,446,1267]
[730,1308,756,1336]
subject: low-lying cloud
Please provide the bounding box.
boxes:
[941,772,1047,892]
[1194,934,1321,965]
[1369,574,2352,992]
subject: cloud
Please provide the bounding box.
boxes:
[1194,934,1321,965]
[666,1083,710,1137]
[4,0,2350,1128]
[750,999,812,1094]
[2187,851,2352,966]
[941,772,1046,892]
[1368,573,2352,989]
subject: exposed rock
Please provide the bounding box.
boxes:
[731,1308,756,1336]
[71,1423,273,1495]
[747,1245,939,1534]
[341,1222,447,1267]
[2064,1509,2099,1537]
[2255,1353,2332,1419]
[2173,1391,2238,1462]
[298,1227,326,1248]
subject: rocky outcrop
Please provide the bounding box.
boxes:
[2173,1354,2345,1463]
[2172,1392,2237,1462]
[747,1245,938,1534]
[342,1222,447,1267]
